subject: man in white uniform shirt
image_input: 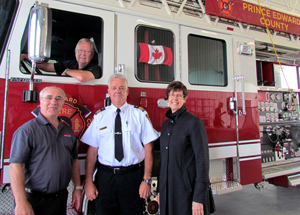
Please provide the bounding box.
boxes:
[81,74,159,215]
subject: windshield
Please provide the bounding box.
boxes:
[0,0,18,65]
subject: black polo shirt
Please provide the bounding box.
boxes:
[54,59,102,79]
[10,113,78,194]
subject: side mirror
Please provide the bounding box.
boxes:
[23,2,52,103]
[28,3,52,62]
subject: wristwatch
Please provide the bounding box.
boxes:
[75,186,83,190]
[142,179,152,186]
[64,69,69,75]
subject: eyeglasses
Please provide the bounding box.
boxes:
[168,93,184,98]
[42,96,64,102]
[110,86,126,91]
[76,49,92,54]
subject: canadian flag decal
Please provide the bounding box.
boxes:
[138,43,173,66]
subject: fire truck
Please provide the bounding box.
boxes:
[1,0,300,214]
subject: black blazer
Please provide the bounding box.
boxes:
[158,106,210,215]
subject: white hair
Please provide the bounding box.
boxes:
[108,74,128,89]
[75,38,94,53]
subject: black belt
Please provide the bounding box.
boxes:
[98,161,143,174]
[25,188,67,197]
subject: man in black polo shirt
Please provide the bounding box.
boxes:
[21,38,102,82]
[9,86,82,215]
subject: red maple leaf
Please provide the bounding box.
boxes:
[152,49,162,61]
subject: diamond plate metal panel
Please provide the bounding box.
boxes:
[210,159,226,183]
[67,181,80,215]
[0,185,14,215]
[211,181,242,195]
[0,182,80,215]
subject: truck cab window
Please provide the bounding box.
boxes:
[20,8,103,80]
[0,0,18,65]
[136,25,174,82]
[188,34,228,86]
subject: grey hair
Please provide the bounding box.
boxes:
[39,86,66,100]
[108,74,128,89]
[75,38,94,53]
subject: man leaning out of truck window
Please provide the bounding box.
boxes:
[21,38,102,82]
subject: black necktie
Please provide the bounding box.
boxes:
[115,109,124,162]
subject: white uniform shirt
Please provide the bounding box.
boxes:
[81,102,159,167]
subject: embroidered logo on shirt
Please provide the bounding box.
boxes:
[145,113,152,124]
[99,126,107,130]
[64,133,72,137]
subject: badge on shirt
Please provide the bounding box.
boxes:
[64,133,72,137]
[145,113,152,124]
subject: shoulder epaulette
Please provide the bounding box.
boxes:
[134,106,145,112]
[95,107,106,115]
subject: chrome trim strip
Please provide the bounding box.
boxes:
[239,156,261,161]
[1,49,11,169]
[208,139,260,147]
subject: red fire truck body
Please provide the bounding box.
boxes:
[1,1,300,205]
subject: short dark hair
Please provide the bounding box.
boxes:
[165,81,188,100]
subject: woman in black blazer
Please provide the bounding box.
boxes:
[158,81,210,215]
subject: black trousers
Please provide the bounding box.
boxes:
[26,189,68,215]
[94,166,144,215]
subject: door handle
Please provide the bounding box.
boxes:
[235,75,246,116]
[229,97,237,115]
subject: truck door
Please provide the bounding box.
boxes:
[180,25,261,193]
[0,0,115,184]
[232,36,262,185]
[114,12,180,131]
